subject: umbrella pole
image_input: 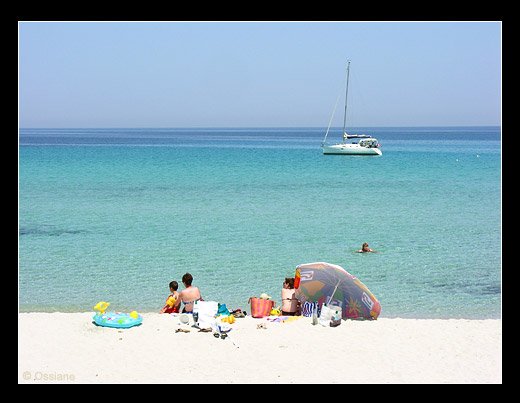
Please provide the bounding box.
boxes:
[327,280,342,305]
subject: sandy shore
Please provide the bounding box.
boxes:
[18,312,501,384]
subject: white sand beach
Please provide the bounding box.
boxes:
[18,312,501,384]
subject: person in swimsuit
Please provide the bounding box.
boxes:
[354,242,378,253]
[281,277,300,316]
[174,272,202,313]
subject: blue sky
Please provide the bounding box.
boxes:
[18,21,501,128]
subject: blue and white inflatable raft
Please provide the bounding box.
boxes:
[93,312,143,328]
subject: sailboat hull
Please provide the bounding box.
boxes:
[322,144,382,155]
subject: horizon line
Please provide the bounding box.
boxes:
[19,125,501,130]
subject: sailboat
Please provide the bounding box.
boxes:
[321,61,382,156]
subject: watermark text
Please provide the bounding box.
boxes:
[22,371,75,382]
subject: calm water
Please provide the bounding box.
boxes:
[18,127,501,318]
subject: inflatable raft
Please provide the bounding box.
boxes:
[92,302,143,328]
[93,311,143,328]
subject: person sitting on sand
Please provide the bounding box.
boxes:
[174,272,202,313]
[159,281,180,314]
[281,277,300,316]
[354,242,378,253]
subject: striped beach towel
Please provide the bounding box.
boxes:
[302,301,320,317]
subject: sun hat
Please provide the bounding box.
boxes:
[259,293,271,300]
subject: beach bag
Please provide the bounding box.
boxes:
[217,303,230,316]
[248,297,275,318]
[318,304,342,327]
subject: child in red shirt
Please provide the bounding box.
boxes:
[159,281,180,314]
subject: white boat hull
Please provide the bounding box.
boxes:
[322,144,382,155]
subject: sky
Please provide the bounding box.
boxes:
[18,21,501,128]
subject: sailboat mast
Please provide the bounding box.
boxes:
[342,60,350,144]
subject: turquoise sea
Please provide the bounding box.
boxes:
[18,127,501,318]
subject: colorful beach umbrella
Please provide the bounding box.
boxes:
[294,262,381,320]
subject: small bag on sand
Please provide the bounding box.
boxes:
[318,304,342,327]
[248,297,275,318]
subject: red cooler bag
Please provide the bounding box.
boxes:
[248,297,275,318]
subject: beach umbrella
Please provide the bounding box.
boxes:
[294,262,381,320]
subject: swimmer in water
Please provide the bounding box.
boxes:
[354,242,378,253]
